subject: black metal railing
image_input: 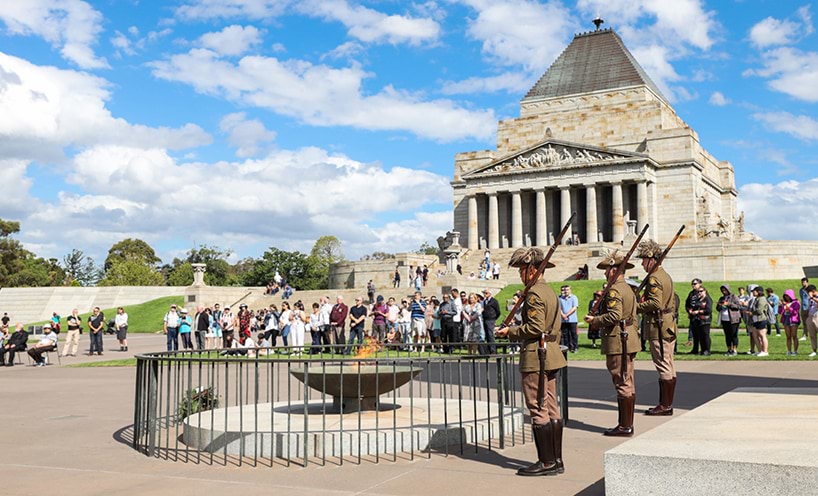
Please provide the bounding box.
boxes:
[132,343,568,467]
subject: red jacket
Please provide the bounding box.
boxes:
[330,303,348,328]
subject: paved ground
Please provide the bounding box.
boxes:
[3,334,817,496]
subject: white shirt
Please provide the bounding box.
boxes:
[400,307,411,324]
[387,304,399,323]
[115,313,128,327]
[452,298,463,323]
[320,303,332,326]
[39,331,58,346]
[279,309,292,328]
[164,311,179,327]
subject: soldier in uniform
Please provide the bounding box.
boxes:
[636,240,677,416]
[496,247,567,476]
[584,250,640,437]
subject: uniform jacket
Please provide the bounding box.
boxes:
[637,267,677,340]
[592,278,640,355]
[507,280,566,373]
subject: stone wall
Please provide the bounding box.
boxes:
[329,254,439,290]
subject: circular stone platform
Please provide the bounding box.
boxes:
[182,398,524,459]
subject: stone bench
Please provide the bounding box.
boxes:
[605,387,818,495]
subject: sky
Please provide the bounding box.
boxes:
[0,0,816,266]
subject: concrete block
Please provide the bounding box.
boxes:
[605,388,818,496]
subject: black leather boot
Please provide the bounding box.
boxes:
[517,423,559,476]
[551,419,564,474]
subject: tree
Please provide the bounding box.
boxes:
[360,251,395,261]
[166,262,194,286]
[104,238,161,271]
[0,218,66,287]
[309,235,344,289]
[98,256,165,286]
[186,245,234,286]
[62,249,101,286]
[241,247,323,290]
[416,242,438,255]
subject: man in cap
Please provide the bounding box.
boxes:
[584,250,640,437]
[496,247,566,476]
[636,240,678,416]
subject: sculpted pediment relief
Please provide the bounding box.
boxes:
[462,140,646,178]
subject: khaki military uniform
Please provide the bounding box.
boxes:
[591,278,639,397]
[508,280,566,425]
[637,266,677,381]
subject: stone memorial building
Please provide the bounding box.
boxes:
[453,24,742,249]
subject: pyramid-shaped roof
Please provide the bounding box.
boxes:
[523,28,668,104]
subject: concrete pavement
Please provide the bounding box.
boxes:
[2,334,817,495]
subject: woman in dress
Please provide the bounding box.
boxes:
[289,301,307,355]
[780,289,801,356]
[463,293,484,355]
[278,301,292,351]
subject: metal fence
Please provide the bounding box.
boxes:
[132,344,568,467]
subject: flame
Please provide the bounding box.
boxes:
[355,336,382,360]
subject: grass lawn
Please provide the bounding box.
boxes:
[26,295,184,333]
[66,358,137,368]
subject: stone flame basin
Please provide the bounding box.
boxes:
[290,364,422,412]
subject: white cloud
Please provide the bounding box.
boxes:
[461,0,574,72]
[303,0,440,46]
[0,0,107,69]
[22,145,453,260]
[747,47,818,102]
[749,5,814,48]
[441,71,533,95]
[347,211,453,256]
[709,91,729,106]
[176,0,440,46]
[754,111,818,141]
[198,25,262,56]
[0,52,212,161]
[150,49,495,142]
[738,179,818,241]
[220,112,276,157]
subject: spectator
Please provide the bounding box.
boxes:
[463,293,484,355]
[278,301,292,348]
[51,312,61,333]
[685,279,703,354]
[800,278,810,341]
[750,285,770,357]
[481,288,500,354]
[371,296,388,343]
[26,323,57,366]
[422,265,429,286]
[319,296,333,353]
[493,262,501,280]
[765,288,781,337]
[438,294,456,353]
[163,304,180,352]
[309,303,322,354]
[805,284,818,357]
[737,287,752,349]
[393,267,401,288]
[399,299,411,348]
[1,313,9,327]
[221,306,235,348]
[0,323,28,366]
[210,304,223,349]
[282,283,294,300]
[194,306,209,350]
[780,289,801,356]
[587,291,603,348]
[484,249,491,268]
[716,285,741,356]
[430,297,442,351]
[264,304,280,346]
[345,297,367,355]
[237,304,252,338]
[367,280,376,303]
[692,286,713,356]
[559,285,579,353]
[61,308,82,357]
[88,306,105,356]
[256,332,271,356]
[178,308,193,350]
[115,306,129,352]
[409,292,428,352]
[289,302,307,356]
[329,296,349,352]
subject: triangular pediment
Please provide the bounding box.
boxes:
[462,139,647,179]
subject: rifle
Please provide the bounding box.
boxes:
[587,224,649,317]
[497,212,575,410]
[637,225,685,358]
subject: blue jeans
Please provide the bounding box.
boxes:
[166,327,178,351]
[345,327,364,354]
[89,331,104,354]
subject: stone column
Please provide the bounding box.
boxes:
[612,182,625,243]
[511,191,523,248]
[648,181,658,240]
[468,195,478,250]
[586,184,598,243]
[560,187,572,244]
[637,180,649,238]
[535,189,547,246]
[488,193,499,250]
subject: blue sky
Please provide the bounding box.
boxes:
[0,0,816,266]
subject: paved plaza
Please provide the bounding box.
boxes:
[3,334,817,496]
